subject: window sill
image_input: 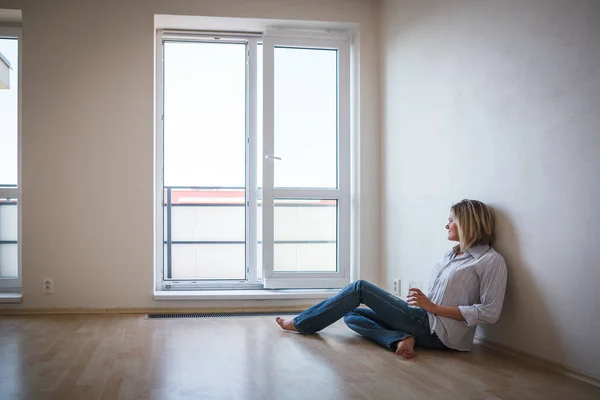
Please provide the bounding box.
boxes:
[154,288,339,301]
[0,292,22,303]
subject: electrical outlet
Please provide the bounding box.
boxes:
[43,279,54,294]
[393,278,401,296]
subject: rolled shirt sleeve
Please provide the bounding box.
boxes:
[458,258,508,327]
[458,305,480,327]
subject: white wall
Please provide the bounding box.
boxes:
[381,0,600,379]
[0,0,381,309]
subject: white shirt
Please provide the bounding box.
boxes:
[427,244,508,351]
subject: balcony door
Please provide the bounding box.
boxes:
[156,30,350,290]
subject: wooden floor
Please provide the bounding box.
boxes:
[0,315,598,400]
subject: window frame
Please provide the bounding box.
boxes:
[261,34,351,289]
[155,30,263,290]
[0,25,22,291]
[154,29,352,291]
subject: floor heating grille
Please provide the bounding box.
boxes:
[146,311,299,319]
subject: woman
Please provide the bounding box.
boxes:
[276,199,508,359]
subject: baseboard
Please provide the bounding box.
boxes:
[0,305,306,316]
[475,337,600,388]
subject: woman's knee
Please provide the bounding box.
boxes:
[353,279,371,290]
[343,311,360,325]
[353,279,380,296]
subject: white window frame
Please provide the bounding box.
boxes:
[155,29,351,291]
[0,25,22,291]
[261,33,351,289]
[155,30,263,291]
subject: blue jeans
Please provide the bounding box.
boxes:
[293,280,448,351]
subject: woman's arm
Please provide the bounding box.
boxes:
[406,289,465,321]
[431,305,465,321]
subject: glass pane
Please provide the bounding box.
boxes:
[257,43,263,189]
[274,199,337,272]
[0,244,18,278]
[0,200,17,241]
[163,40,247,281]
[257,200,262,280]
[163,188,245,280]
[170,206,244,242]
[171,244,245,280]
[257,43,263,281]
[274,243,336,272]
[0,38,18,187]
[274,47,337,188]
[0,199,18,278]
[163,41,246,187]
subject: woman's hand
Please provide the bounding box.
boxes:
[407,288,466,321]
[407,288,437,312]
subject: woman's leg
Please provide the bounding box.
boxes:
[343,309,414,355]
[277,280,431,336]
[343,308,446,358]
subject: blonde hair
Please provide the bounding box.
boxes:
[451,199,495,250]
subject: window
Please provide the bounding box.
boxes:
[0,26,21,291]
[156,30,350,290]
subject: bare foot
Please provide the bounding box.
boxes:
[276,317,299,332]
[395,337,416,359]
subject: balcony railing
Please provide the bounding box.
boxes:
[162,186,337,280]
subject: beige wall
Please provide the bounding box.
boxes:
[381,0,600,379]
[0,0,381,308]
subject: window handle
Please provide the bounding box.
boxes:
[265,154,282,160]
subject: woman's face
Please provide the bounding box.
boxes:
[445,212,460,242]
